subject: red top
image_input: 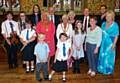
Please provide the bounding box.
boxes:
[36,21,55,56]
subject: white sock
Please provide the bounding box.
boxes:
[31,66,34,69]
[63,75,65,78]
[26,66,29,71]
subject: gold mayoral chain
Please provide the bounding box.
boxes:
[61,23,69,33]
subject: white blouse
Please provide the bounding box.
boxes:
[56,40,71,61]
[56,23,73,42]
[20,28,36,42]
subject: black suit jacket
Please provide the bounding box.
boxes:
[77,15,90,28]
[54,15,62,28]
[30,13,41,26]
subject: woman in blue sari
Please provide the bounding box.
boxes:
[97,10,119,75]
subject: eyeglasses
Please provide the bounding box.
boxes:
[20,15,25,17]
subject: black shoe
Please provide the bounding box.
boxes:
[9,64,13,69]
[77,70,80,74]
[38,79,42,82]
[73,69,77,74]
[62,78,66,82]
[14,64,18,68]
[44,78,49,81]
[26,69,30,73]
[26,71,29,73]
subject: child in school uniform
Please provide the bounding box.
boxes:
[48,33,72,82]
[20,20,37,73]
[72,20,85,74]
[34,33,50,82]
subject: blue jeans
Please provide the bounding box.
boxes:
[36,62,48,80]
[86,43,98,72]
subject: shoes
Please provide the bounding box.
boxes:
[9,64,13,69]
[77,70,80,74]
[62,77,66,82]
[14,64,18,68]
[48,75,52,81]
[90,72,96,77]
[87,69,92,75]
[26,68,30,73]
[44,77,49,81]
[30,68,34,73]
[37,79,42,82]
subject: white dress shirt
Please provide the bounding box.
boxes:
[56,40,71,61]
[20,28,36,42]
[49,15,55,23]
[1,20,19,38]
[83,16,89,32]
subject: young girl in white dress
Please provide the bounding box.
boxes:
[72,20,85,73]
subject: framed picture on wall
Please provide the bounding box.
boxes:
[0,0,20,14]
[114,0,120,12]
[48,0,84,14]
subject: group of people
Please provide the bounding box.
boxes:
[1,4,119,82]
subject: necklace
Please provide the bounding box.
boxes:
[42,21,49,32]
[61,23,69,33]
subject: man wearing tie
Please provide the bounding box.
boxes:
[48,7,62,68]
[1,11,19,69]
[82,8,90,33]
[48,7,61,28]
[78,8,90,64]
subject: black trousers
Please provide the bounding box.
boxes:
[73,59,80,73]
[4,41,18,68]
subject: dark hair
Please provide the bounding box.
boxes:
[75,20,84,34]
[6,11,13,16]
[59,33,68,39]
[101,5,107,9]
[33,4,41,14]
[26,19,32,24]
[18,11,29,28]
[19,11,25,15]
[90,16,98,21]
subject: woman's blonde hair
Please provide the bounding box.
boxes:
[41,7,49,21]
[106,10,115,21]
[68,11,76,18]
[62,14,68,20]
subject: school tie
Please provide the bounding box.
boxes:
[26,30,29,40]
[84,17,87,32]
[9,22,14,32]
[35,15,38,25]
[63,43,66,57]
[22,22,26,29]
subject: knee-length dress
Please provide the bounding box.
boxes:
[72,31,85,59]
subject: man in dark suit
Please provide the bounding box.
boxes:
[48,6,61,69]
[97,5,107,26]
[79,8,90,33]
[48,7,61,28]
